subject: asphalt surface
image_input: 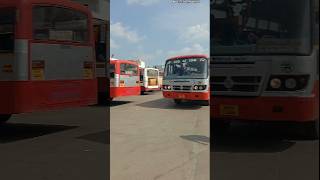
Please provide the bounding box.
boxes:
[211,122,319,180]
[0,105,109,180]
[110,91,210,180]
[1,91,318,180]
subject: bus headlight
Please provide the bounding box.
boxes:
[270,78,282,89]
[267,75,309,91]
[285,78,297,89]
[163,85,172,90]
[193,85,207,91]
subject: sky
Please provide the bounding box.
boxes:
[110,0,209,66]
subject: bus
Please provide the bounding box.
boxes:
[211,0,319,137]
[109,58,140,100]
[140,67,160,94]
[0,0,96,123]
[162,55,210,105]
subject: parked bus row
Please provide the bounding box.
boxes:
[109,58,162,100]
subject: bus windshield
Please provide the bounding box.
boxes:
[165,58,208,79]
[0,8,15,53]
[212,0,312,55]
[147,69,158,77]
[120,63,138,76]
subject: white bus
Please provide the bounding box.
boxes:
[140,67,160,94]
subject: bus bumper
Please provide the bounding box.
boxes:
[211,96,319,122]
[163,91,209,101]
[110,87,141,98]
[141,86,160,92]
[0,80,97,114]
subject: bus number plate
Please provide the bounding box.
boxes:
[178,94,185,99]
[220,105,239,116]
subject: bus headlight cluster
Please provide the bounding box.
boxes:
[267,75,309,91]
[193,85,207,91]
[163,85,172,90]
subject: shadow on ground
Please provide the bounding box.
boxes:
[181,135,210,145]
[77,130,110,144]
[109,101,133,107]
[0,123,78,144]
[209,122,318,153]
[136,98,203,110]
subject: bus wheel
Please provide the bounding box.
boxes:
[0,114,11,124]
[174,99,182,105]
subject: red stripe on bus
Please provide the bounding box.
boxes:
[210,80,319,122]
[163,91,209,101]
[110,87,141,98]
[0,80,97,114]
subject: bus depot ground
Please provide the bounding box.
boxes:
[0,91,318,180]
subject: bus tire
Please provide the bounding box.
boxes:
[0,114,11,124]
[174,99,182,105]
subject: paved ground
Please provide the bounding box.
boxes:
[211,122,319,180]
[0,105,109,180]
[110,91,210,180]
[1,91,318,180]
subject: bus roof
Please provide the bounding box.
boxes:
[110,59,139,66]
[0,0,90,13]
[167,54,208,61]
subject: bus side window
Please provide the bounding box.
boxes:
[0,9,15,52]
[110,64,115,78]
[33,6,89,43]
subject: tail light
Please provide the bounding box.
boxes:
[120,80,125,87]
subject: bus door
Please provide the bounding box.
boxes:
[0,8,16,120]
[94,20,108,102]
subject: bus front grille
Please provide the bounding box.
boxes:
[211,76,262,93]
[173,85,192,91]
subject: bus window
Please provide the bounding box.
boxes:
[120,64,138,75]
[0,8,15,53]
[147,69,158,77]
[165,58,208,79]
[140,70,144,81]
[110,64,115,78]
[33,6,88,43]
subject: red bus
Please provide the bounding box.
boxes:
[0,0,97,122]
[162,55,210,105]
[211,0,319,138]
[109,58,140,100]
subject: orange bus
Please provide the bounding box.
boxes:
[109,58,140,100]
[0,0,97,122]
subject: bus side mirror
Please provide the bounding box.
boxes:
[110,72,115,78]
